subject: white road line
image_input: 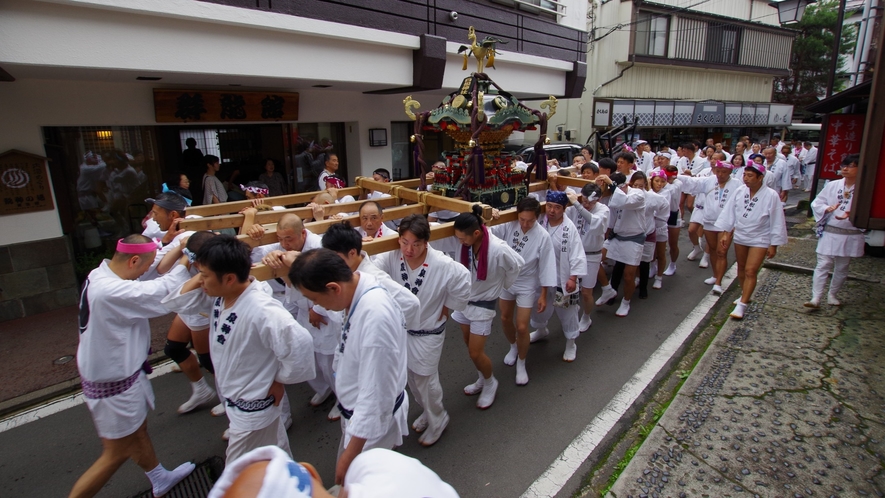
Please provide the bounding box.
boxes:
[0,361,178,434]
[521,264,738,498]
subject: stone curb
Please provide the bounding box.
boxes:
[0,350,171,420]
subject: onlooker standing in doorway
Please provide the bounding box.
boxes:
[202,155,228,205]
[181,138,204,204]
[259,159,288,198]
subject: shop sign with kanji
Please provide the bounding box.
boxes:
[154,90,299,123]
[0,150,54,215]
[818,114,865,181]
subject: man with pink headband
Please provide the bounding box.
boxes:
[70,234,194,498]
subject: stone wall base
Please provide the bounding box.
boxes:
[0,236,79,322]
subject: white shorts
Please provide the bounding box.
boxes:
[581,254,602,289]
[451,310,493,336]
[500,287,536,309]
[655,226,669,243]
[604,238,643,266]
[690,205,705,224]
[179,312,209,330]
[642,241,656,263]
[85,373,153,440]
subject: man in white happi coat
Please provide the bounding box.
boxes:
[678,161,743,295]
[566,183,610,330]
[635,140,656,174]
[802,141,818,192]
[71,234,194,498]
[806,154,865,308]
[375,215,471,446]
[528,190,587,361]
[288,248,410,485]
[490,197,557,386]
[355,201,398,241]
[248,214,334,418]
[436,207,525,409]
[163,236,315,463]
[782,144,801,189]
[762,146,792,203]
[599,172,647,317]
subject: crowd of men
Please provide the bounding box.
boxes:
[71,130,867,497]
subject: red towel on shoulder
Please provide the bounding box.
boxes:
[460,225,489,280]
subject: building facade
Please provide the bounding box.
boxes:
[532,0,797,151]
[0,0,588,320]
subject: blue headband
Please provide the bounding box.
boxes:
[547,190,569,206]
[161,184,193,206]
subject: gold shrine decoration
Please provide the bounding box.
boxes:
[0,150,54,216]
[153,89,300,123]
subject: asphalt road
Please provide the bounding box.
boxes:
[0,191,809,497]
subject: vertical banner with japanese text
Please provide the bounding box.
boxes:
[817,114,865,181]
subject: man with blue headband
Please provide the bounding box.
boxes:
[528,190,587,362]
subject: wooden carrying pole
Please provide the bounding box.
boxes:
[249,205,526,281]
[185,178,423,217]
[178,196,403,231]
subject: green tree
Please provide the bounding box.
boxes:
[773,0,856,117]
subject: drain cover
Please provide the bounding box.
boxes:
[130,456,224,498]
[53,355,74,365]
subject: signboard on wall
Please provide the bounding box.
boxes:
[0,150,54,215]
[818,114,865,181]
[153,90,300,123]
[692,102,724,125]
[593,100,611,127]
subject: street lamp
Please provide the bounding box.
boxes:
[768,0,816,24]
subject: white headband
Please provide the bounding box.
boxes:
[208,446,312,498]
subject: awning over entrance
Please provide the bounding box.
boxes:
[593,99,794,128]
[805,80,872,114]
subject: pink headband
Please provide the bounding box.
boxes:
[240,184,269,196]
[648,169,667,180]
[116,238,160,254]
[713,160,734,170]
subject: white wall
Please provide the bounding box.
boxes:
[644,0,781,26]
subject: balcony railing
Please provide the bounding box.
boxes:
[637,11,793,72]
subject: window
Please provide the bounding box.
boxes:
[635,12,669,57]
[706,23,740,64]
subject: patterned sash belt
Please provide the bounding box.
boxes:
[408,322,447,337]
[338,391,405,421]
[82,370,141,399]
[226,395,276,413]
[824,225,863,236]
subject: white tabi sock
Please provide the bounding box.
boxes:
[504,343,518,366]
[146,462,195,497]
[191,377,209,394]
[602,284,613,291]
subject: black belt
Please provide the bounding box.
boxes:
[408,322,446,336]
[585,250,602,255]
[612,232,647,244]
[338,391,405,420]
[468,300,496,310]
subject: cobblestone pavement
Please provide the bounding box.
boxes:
[608,241,885,498]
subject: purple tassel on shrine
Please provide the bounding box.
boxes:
[535,149,547,181]
[414,148,422,186]
[472,145,485,185]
